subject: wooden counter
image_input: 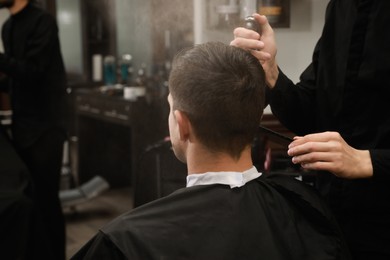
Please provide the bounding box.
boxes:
[74,88,168,188]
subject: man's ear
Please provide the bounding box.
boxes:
[174,110,191,141]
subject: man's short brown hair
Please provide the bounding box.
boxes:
[169,42,265,158]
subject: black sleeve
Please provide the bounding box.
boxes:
[0,73,9,92]
[268,60,318,135]
[266,31,324,136]
[267,2,336,136]
[0,13,60,82]
[370,150,390,179]
[70,231,127,260]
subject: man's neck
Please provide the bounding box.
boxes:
[8,0,28,15]
[186,146,253,175]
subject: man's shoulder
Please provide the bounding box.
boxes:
[105,185,225,229]
[99,186,227,257]
[98,176,350,259]
[100,184,242,241]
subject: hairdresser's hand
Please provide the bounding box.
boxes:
[230,14,279,88]
[287,131,373,179]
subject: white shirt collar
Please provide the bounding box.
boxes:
[186,166,261,189]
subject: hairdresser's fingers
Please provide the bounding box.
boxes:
[233,27,260,40]
[250,49,272,61]
[230,38,265,52]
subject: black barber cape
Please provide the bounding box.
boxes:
[72,174,350,260]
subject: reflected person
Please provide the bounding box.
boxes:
[0,0,68,259]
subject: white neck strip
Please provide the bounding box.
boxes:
[186,166,261,189]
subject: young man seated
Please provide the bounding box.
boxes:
[72,42,350,260]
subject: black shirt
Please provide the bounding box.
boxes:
[269,0,390,257]
[0,3,67,149]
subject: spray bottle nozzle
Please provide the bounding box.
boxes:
[244,15,261,34]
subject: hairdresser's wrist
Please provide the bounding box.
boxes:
[265,63,279,89]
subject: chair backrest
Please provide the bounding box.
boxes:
[134,139,187,207]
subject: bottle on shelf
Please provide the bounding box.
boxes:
[119,54,133,85]
[126,63,148,101]
[134,63,148,87]
[103,55,116,86]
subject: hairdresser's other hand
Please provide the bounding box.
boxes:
[230,14,279,88]
[287,131,373,179]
